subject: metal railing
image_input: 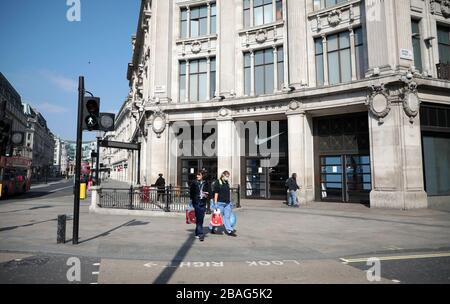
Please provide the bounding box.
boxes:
[98,185,241,213]
[436,62,450,81]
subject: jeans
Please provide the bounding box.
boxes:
[193,204,206,237]
[209,202,234,233]
[288,190,298,206]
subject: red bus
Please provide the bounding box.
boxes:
[0,156,32,198]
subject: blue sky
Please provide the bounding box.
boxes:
[0,0,141,141]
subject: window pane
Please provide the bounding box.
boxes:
[199,73,207,101]
[315,38,323,54]
[190,75,198,101]
[264,49,274,63]
[181,21,187,38]
[210,58,216,72]
[313,0,321,10]
[316,54,324,86]
[191,20,199,37]
[439,45,450,64]
[328,52,340,85]
[244,9,251,27]
[244,67,251,95]
[181,9,187,21]
[199,59,207,73]
[200,6,208,18]
[265,64,274,94]
[264,4,273,24]
[211,16,216,34]
[354,28,363,46]
[277,46,284,62]
[255,0,263,6]
[179,75,186,101]
[437,27,450,44]
[244,53,251,67]
[244,0,251,9]
[326,0,336,8]
[199,18,207,36]
[210,71,216,98]
[339,32,350,48]
[328,34,338,51]
[254,7,264,26]
[340,48,352,83]
[211,4,217,16]
[423,135,450,196]
[276,0,283,20]
[190,60,198,73]
[255,50,264,65]
[191,7,200,19]
[278,61,284,90]
[355,45,365,79]
[255,66,264,95]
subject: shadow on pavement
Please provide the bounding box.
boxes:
[78,219,138,244]
[153,229,196,284]
[0,205,53,214]
[0,218,59,232]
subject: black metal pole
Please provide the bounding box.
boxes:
[137,143,141,185]
[96,137,100,186]
[72,76,84,245]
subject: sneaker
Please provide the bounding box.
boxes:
[226,231,237,237]
[210,229,216,234]
[195,236,200,239]
[199,235,205,241]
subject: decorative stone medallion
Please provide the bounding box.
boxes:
[218,107,230,118]
[255,29,267,43]
[289,100,300,111]
[328,10,342,27]
[190,41,202,54]
[151,110,166,138]
[366,84,391,123]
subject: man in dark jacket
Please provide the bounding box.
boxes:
[155,173,165,202]
[286,173,300,207]
[189,171,209,241]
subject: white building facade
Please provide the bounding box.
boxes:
[108,0,450,209]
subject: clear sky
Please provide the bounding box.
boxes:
[0,0,141,141]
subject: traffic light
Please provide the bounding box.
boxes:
[99,113,115,132]
[82,97,100,131]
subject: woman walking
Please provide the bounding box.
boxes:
[189,171,209,241]
[209,171,237,237]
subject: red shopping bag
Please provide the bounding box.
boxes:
[210,209,223,227]
[186,203,196,224]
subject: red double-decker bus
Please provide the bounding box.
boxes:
[0,156,32,198]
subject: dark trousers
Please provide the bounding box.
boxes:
[193,203,206,237]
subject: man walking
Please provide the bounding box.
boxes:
[210,171,237,237]
[154,173,165,202]
[189,171,209,241]
[286,173,300,207]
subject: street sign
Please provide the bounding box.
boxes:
[98,140,140,151]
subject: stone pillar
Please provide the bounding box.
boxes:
[217,109,235,184]
[349,27,357,81]
[273,46,278,93]
[146,114,169,185]
[207,57,211,101]
[322,35,329,86]
[286,101,314,204]
[217,0,236,98]
[185,60,190,102]
[250,51,255,96]
[364,0,414,75]
[89,186,101,213]
[286,0,308,88]
[367,81,427,209]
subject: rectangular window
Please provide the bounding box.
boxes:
[181,8,188,38]
[438,25,450,64]
[210,58,216,99]
[423,134,450,196]
[211,3,217,34]
[255,48,274,95]
[327,31,351,85]
[254,0,273,26]
[276,0,283,20]
[412,20,423,72]
[315,0,348,10]
[244,53,251,95]
[315,38,324,86]
[244,0,251,27]
[354,27,366,79]
[179,61,186,101]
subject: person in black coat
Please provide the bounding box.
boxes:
[154,173,165,202]
[189,171,209,241]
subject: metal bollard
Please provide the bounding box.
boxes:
[57,215,66,244]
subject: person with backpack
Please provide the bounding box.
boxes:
[286,173,300,207]
[189,171,210,241]
[209,171,237,237]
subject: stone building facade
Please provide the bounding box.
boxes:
[107,0,450,209]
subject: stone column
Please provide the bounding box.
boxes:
[286,0,308,88]
[217,110,235,184]
[368,82,427,209]
[207,57,211,101]
[207,2,211,35]
[146,116,169,185]
[250,0,254,27]
[286,102,314,204]
[218,0,236,98]
[186,6,191,37]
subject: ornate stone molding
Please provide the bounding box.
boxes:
[327,9,342,27]
[366,84,391,124]
[255,29,268,43]
[218,107,232,119]
[150,109,167,138]
[430,0,450,18]
[400,73,421,123]
[190,40,202,54]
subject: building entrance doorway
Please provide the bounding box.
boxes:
[180,158,217,187]
[245,156,288,199]
[314,112,371,203]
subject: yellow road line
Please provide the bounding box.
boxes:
[340,252,450,263]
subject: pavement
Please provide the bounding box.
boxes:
[0,178,450,284]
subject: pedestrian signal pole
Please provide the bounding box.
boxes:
[73,76,84,245]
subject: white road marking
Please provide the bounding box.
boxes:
[49,186,74,193]
[340,252,450,263]
[92,272,99,275]
[90,282,98,285]
[93,263,100,266]
[392,279,401,283]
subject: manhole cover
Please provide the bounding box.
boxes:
[2,257,50,269]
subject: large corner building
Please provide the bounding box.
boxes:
[104,0,450,210]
